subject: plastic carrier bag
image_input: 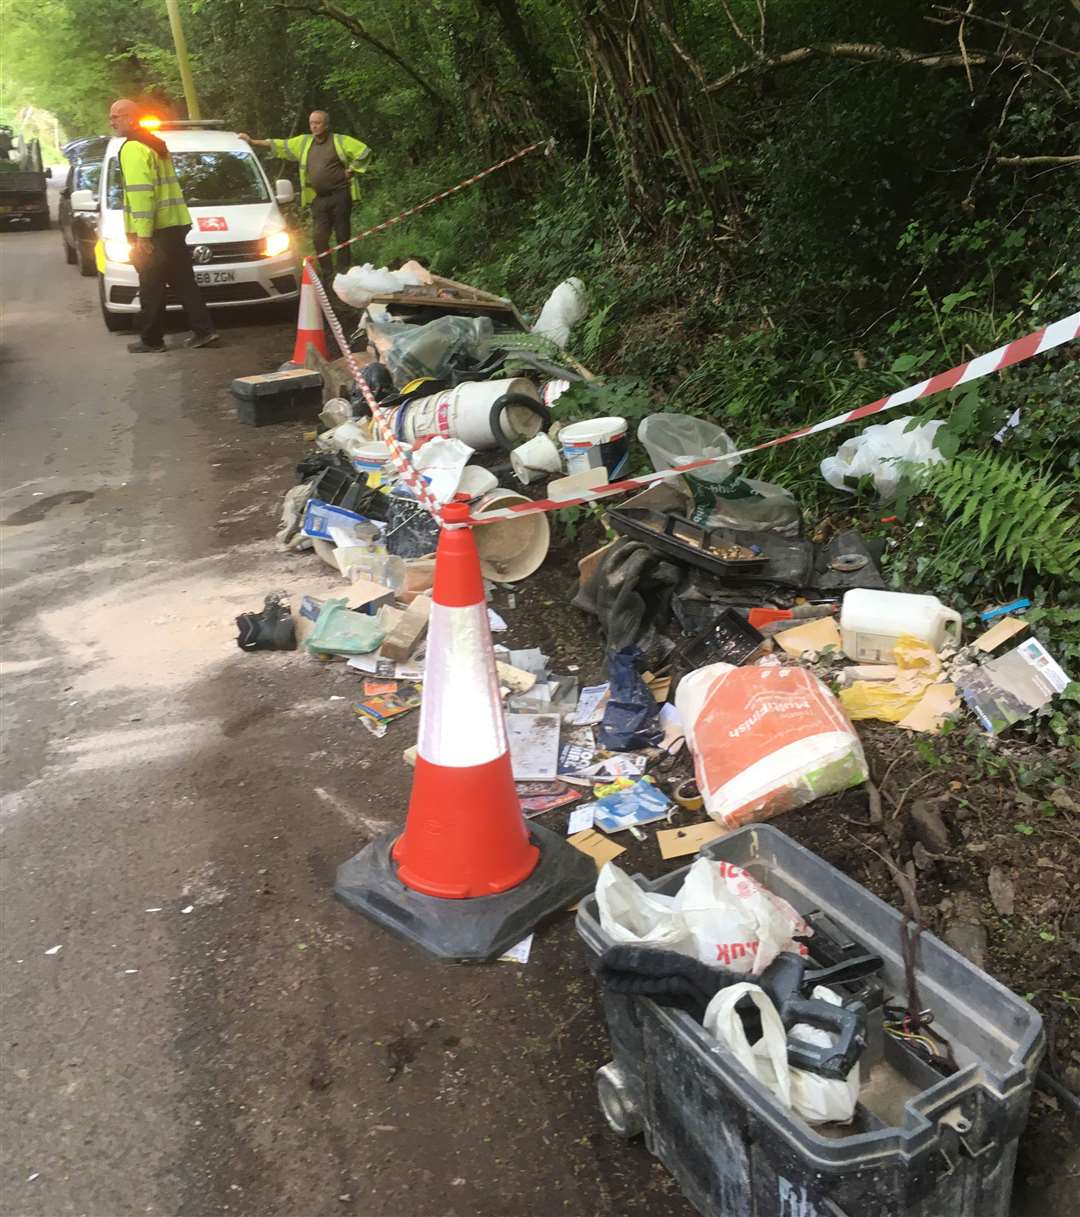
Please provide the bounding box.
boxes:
[675,664,867,828]
[820,416,945,502]
[638,414,800,535]
[703,982,859,1125]
[595,856,810,974]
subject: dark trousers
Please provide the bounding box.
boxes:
[135,225,214,346]
[311,187,352,283]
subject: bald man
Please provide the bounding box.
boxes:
[108,99,217,352]
[239,112,371,282]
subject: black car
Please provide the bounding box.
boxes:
[59,137,108,276]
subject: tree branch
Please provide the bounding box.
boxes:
[996,154,1080,165]
[931,7,1080,60]
[275,0,448,110]
[703,40,1073,93]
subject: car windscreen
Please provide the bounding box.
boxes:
[172,151,269,206]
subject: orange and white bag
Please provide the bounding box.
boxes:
[675,664,867,828]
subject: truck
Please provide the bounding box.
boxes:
[0,133,52,230]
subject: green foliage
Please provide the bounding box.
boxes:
[908,453,1080,583]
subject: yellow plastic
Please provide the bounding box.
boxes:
[839,634,942,723]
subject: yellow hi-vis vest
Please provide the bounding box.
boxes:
[266,133,371,206]
[119,139,191,238]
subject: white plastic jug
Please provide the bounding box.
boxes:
[840,589,962,662]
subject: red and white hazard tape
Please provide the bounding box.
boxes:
[468,311,1080,524]
[313,138,553,263]
[305,261,443,518]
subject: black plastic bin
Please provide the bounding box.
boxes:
[575,825,1043,1217]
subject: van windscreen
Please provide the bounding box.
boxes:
[173,151,269,206]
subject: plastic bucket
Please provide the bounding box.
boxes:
[511,432,563,485]
[472,489,551,582]
[351,441,392,477]
[399,379,544,450]
[559,417,628,479]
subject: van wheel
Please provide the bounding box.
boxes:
[64,238,77,264]
[99,275,132,332]
[77,241,96,277]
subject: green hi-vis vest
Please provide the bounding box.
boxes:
[119,139,191,238]
[266,133,372,206]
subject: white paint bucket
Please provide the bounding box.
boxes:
[510,433,563,485]
[472,489,551,582]
[399,378,544,450]
[351,442,392,477]
[559,416,629,478]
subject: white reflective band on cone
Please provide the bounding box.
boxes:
[417,601,507,767]
[298,279,322,329]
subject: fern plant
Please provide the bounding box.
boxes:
[908,452,1080,581]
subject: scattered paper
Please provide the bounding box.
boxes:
[354,682,422,725]
[181,905,194,914]
[658,702,686,753]
[576,754,647,781]
[656,821,726,859]
[516,781,581,817]
[898,682,960,734]
[593,780,673,834]
[572,684,610,726]
[44,945,62,956]
[488,609,508,632]
[363,678,399,696]
[145,907,163,913]
[775,616,843,658]
[959,638,1070,734]
[567,804,597,834]
[568,828,627,869]
[558,742,596,776]
[507,713,561,781]
[411,437,474,504]
[498,934,533,964]
[973,616,1028,653]
[347,654,425,681]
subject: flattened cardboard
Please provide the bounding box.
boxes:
[973,616,1028,653]
[656,821,726,859]
[897,682,961,734]
[775,616,843,658]
[567,828,626,869]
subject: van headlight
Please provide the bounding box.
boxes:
[263,230,290,257]
[104,238,133,264]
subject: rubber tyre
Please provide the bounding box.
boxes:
[64,238,77,264]
[77,241,96,277]
[488,393,550,451]
[98,275,132,333]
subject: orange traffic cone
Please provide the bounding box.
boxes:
[291,261,330,364]
[336,501,595,961]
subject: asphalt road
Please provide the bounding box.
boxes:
[0,207,688,1217]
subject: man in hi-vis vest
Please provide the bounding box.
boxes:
[108,99,218,353]
[239,111,371,284]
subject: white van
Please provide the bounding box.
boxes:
[77,120,301,332]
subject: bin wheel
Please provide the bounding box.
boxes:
[488,393,549,451]
[596,1062,643,1138]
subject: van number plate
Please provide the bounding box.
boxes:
[195,269,237,285]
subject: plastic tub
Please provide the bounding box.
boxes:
[471,489,551,582]
[576,824,1043,1217]
[559,416,628,478]
[352,441,392,477]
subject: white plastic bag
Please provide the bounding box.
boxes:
[333,262,425,308]
[595,856,810,973]
[675,663,868,829]
[594,862,690,953]
[704,983,859,1125]
[531,277,587,348]
[820,416,945,502]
